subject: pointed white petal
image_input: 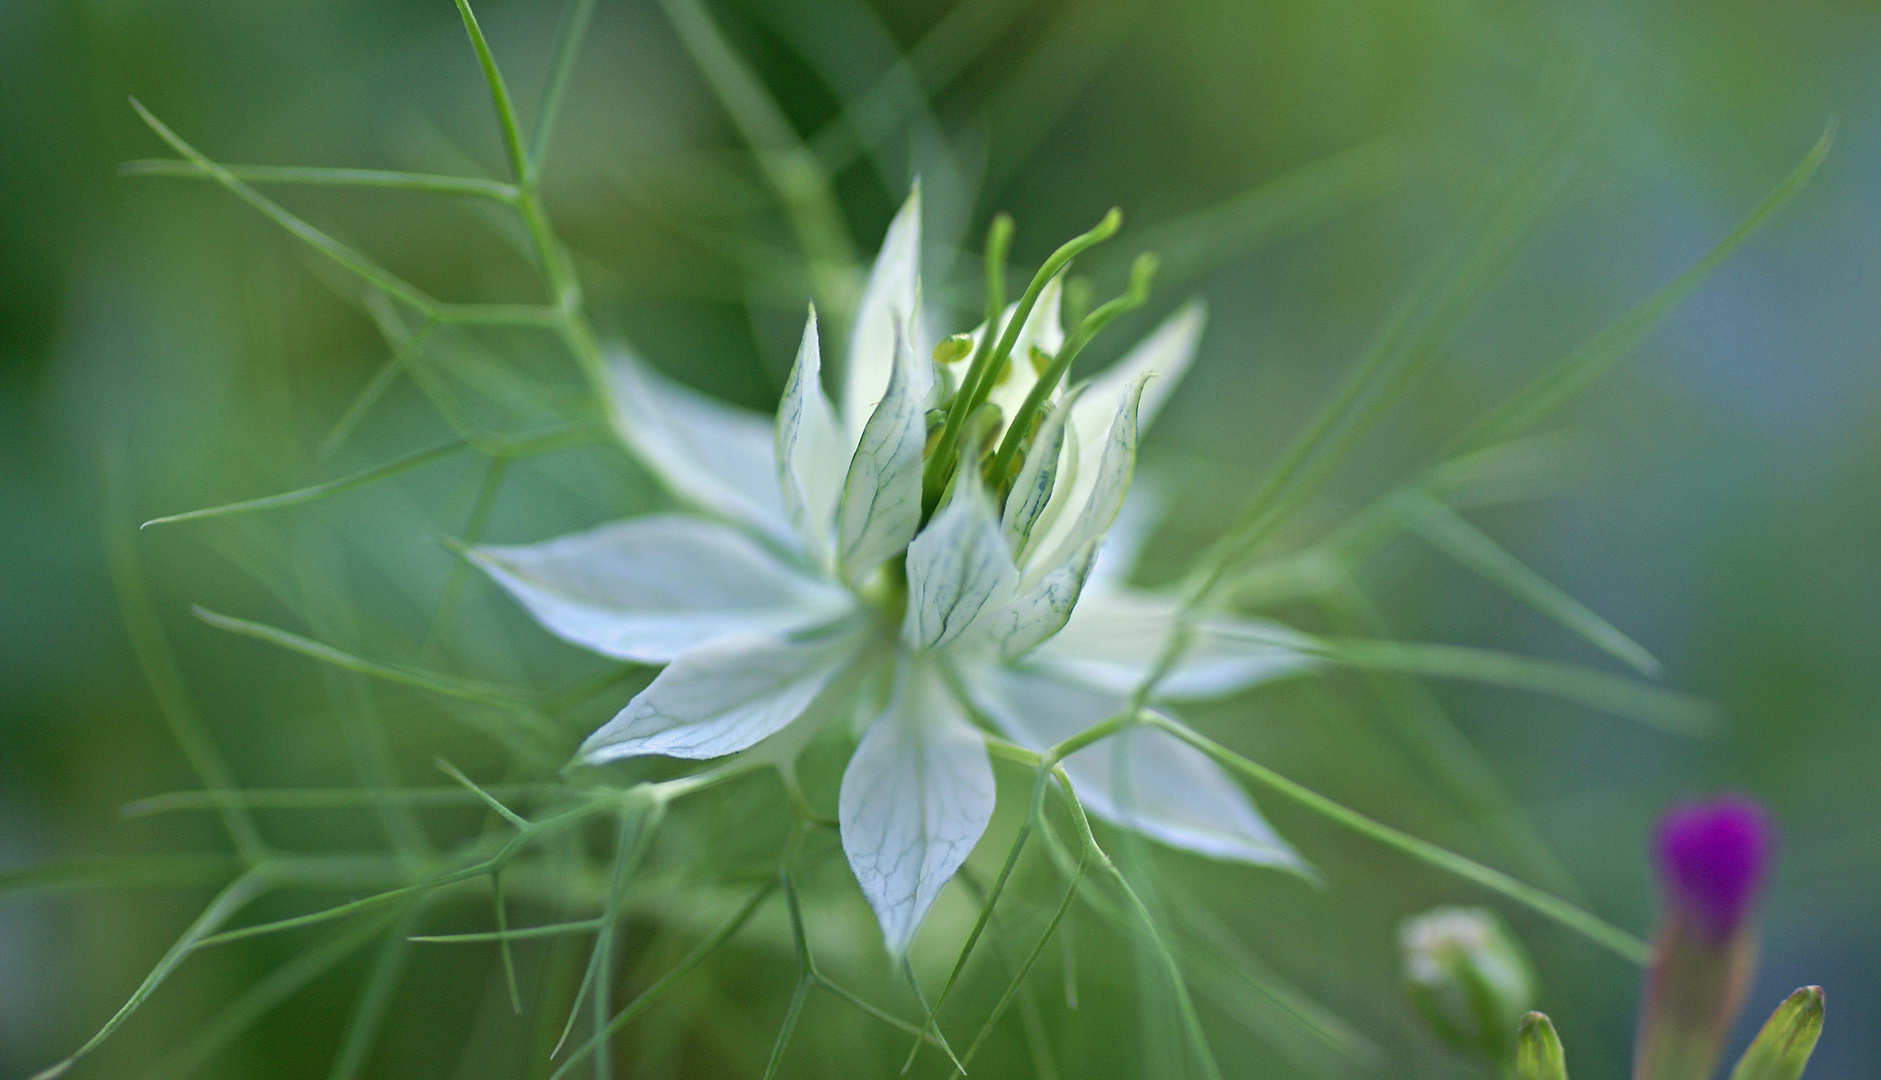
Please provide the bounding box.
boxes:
[776,308,847,563]
[836,322,928,585]
[903,474,1019,650]
[843,187,922,443]
[603,347,795,546]
[1027,374,1148,578]
[972,541,1098,659]
[840,657,995,955]
[967,664,1308,871]
[579,626,865,763]
[1071,300,1204,443]
[1033,585,1320,699]
[1000,399,1068,556]
[468,515,852,663]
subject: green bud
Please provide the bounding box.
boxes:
[1727,987,1824,1080]
[932,333,974,365]
[1400,906,1537,1063]
[1516,1012,1570,1080]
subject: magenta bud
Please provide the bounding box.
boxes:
[1635,795,1776,1080]
[1657,796,1773,942]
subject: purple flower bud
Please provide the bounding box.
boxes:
[1634,795,1776,1080]
[1655,796,1774,942]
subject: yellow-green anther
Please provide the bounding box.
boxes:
[1516,1012,1570,1080]
[1727,988,1824,1080]
[932,334,974,365]
[923,408,949,458]
[1028,343,1052,376]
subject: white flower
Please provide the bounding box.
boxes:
[466,190,1314,955]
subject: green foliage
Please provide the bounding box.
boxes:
[0,1,1848,1078]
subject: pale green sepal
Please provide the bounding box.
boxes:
[579,624,865,763]
[839,655,995,956]
[776,306,847,565]
[837,320,929,585]
[903,470,1019,650]
[843,185,922,444]
[1728,987,1825,1080]
[1515,1012,1569,1080]
[469,515,852,663]
[603,347,795,547]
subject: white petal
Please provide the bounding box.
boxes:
[469,515,852,662]
[1033,585,1320,699]
[1000,398,1068,556]
[836,321,928,585]
[776,307,847,563]
[603,347,795,547]
[1071,300,1204,444]
[903,474,1019,650]
[966,664,1308,871]
[973,541,1098,660]
[1026,374,1148,578]
[840,656,995,955]
[579,626,864,763]
[843,186,922,444]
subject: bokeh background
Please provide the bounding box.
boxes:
[2,0,1876,1077]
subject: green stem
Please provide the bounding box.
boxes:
[1147,714,1650,964]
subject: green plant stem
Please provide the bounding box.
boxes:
[1146,714,1650,964]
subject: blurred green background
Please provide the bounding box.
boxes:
[2,0,1876,1077]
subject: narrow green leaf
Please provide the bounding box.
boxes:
[452,0,531,184]
[192,606,539,714]
[103,448,268,862]
[0,853,242,896]
[548,880,777,1080]
[436,759,531,830]
[30,872,271,1080]
[122,785,561,817]
[529,0,600,169]
[655,0,857,318]
[142,439,467,528]
[1392,488,1661,676]
[410,919,605,944]
[1515,1012,1569,1080]
[328,901,431,1080]
[1147,714,1651,964]
[1728,987,1825,1080]
[128,98,441,317]
[1456,122,1834,453]
[120,158,518,201]
[1315,637,1714,736]
[554,806,664,1058]
[141,913,396,1080]
[761,976,813,1080]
